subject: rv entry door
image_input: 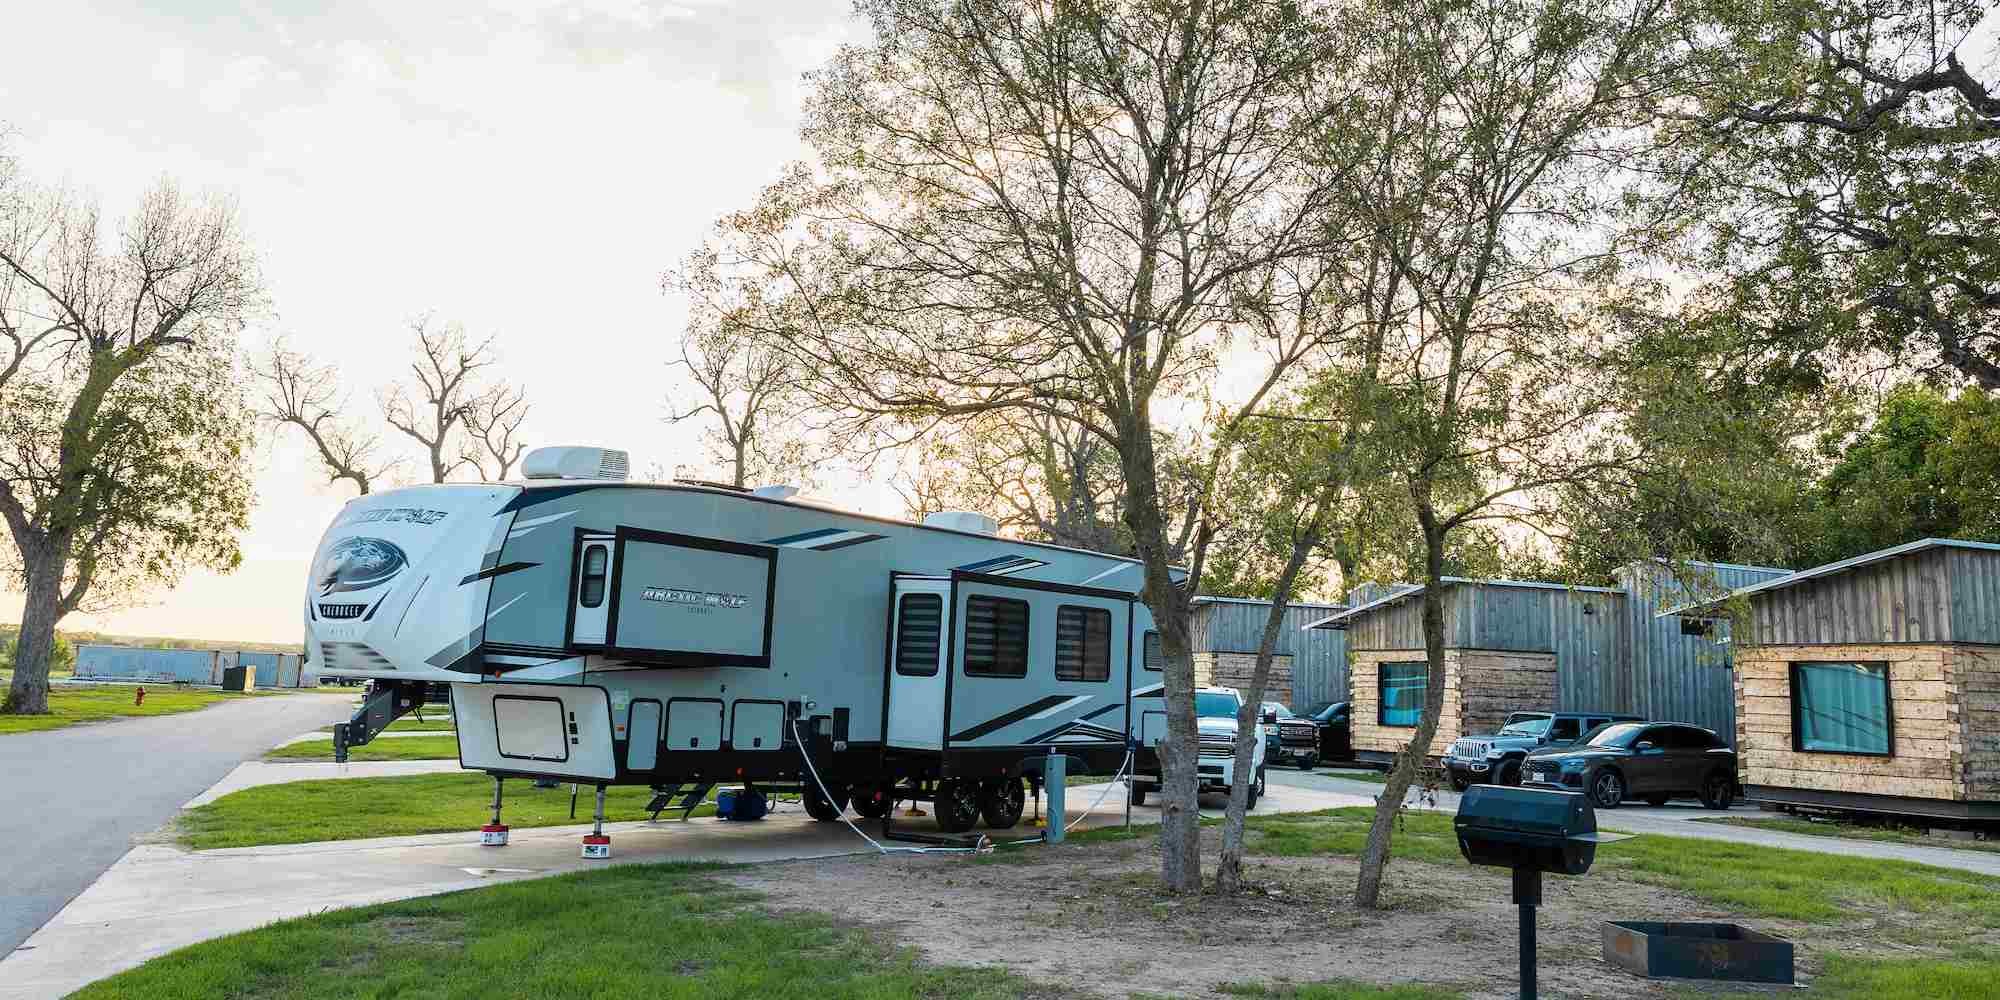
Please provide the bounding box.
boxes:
[886,578,951,749]
[570,533,617,646]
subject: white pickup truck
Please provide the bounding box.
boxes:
[1130,686,1268,808]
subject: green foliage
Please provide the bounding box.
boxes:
[1788,385,2000,565]
[1663,0,2000,387]
[72,864,1053,1000]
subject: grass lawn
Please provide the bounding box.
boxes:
[316,715,455,734]
[79,860,1475,1000]
[72,863,1055,1000]
[0,684,247,735]
[1692,814,2000,856]
[1315,768,1389,784]
[176,772,714,849]
[1237,807,2000,927]
[264,735,462,762]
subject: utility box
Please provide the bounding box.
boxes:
[1454,783,1599,876]
[220,665,255,692]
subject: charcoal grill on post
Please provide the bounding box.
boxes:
[1453,784,1627,1000]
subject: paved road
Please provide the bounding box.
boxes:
[1270,768,2000,876]
[0,692,358,958]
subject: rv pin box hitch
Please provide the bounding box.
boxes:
[332,680,428,763]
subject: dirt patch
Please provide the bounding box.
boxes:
[361,914,467,948]
[725,827,1812,1000]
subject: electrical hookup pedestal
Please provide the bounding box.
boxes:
[582,785,611,859]
[481,777,509,846]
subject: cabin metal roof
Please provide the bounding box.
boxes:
[1301,577,1625,631]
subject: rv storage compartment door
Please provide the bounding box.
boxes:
[666,699,724,750]
[627,700,662,771]
[569,533,616,646]
[732,700,784,750]
[886,578,952,750]
[456,683,617,780]
[606,528,777,668]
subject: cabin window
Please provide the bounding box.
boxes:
[895,593,943,677]
[1054,605,1112,682]
[578,544,609,608]
[1790,661,1892,756]
[1142,630,1164,671]
[964,595,1030,678]
[1377,661,1428,727]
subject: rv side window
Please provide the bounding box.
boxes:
[963,595,1029,678]
[578,544,609,608]
[1143,631,1164,671]
[1054,605,1112,682]
[895,593,943,677]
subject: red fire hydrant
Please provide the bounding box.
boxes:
[135,686,146,706]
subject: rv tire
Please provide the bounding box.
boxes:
[979,777,1027,828]
[936,779,982,833]
[851,782,895,819]
[803,781,850,822]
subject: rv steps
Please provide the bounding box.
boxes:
[644,783,714,821]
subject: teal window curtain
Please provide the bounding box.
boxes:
[1791,661,1891,755]
[1378,661,1429,727]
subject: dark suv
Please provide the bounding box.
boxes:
[1521,721,1738,809]
[1443,711,1642,790]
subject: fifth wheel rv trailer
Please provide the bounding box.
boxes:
[310,446,1182,838]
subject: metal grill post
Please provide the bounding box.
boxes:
[1512,866,1541,1000]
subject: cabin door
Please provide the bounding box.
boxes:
[886,578,951,750]
[569,533,617,646]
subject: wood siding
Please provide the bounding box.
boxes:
[1959,646,2000,800]
[1744,546,2000,646]
[1193,652,1293,708]
[1348,649,1557,758]
[1734,643,1978,802]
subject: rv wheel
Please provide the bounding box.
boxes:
[935,779,983,833]
[851,783,895,819]
[803,781,850,822]
[979,778,1027,829]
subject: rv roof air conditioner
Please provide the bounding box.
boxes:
[751,484,801,500]
[923,510,999,535]
[522,446,630,482]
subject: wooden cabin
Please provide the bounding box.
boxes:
[1188,596,1348,710]
[1315,561,1788,764]
[1679,539,2000,821]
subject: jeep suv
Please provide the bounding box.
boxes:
[1443,711,1643,791]
[1131,687,1268,808]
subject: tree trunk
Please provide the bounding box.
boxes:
[1354,507,1450,909]
[4,547,66,715]
[1153,602,1204,892]
[1215,534,1317,893]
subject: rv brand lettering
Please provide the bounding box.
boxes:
[343,507,450,527]
[641,587,750,610]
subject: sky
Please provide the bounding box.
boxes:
[0,0,878,644]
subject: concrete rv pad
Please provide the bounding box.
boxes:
[0,780,1373,1000]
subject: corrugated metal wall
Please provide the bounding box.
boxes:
[1549,589,1630,716]
[1944,546,2000,645]
[1191,598,1350,711]
[73,645,307,687]
[1620,561,1792,744]
[74,645,219,684]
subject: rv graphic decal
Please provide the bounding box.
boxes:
[640,587,751,609]
[340,506,450,527]
[315,537,409,595]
